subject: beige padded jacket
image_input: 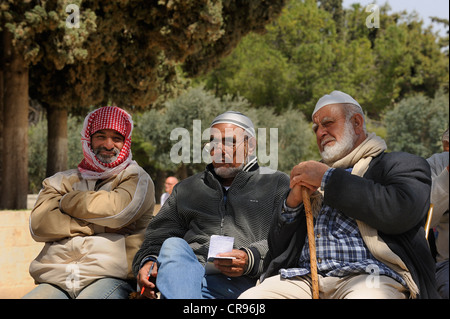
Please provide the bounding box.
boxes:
[29,162,154,297]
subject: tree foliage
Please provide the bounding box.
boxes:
[1,0,98,208]
[385,90,449,158]
[1,0,286,208]
[27,0,287,111]
[199,0,449,118]
[5,0,450,205]
[133,87,316,190]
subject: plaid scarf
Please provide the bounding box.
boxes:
[78,106,134,179]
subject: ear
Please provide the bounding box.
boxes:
[351,113,365,135]
[246,136,257,156]
[443,141,449,152]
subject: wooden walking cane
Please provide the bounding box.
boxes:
[302,186,319,299]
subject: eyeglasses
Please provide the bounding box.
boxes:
[208,137,247,153]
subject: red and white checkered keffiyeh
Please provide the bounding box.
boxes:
[78,106,135,179]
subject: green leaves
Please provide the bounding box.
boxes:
[133,87,317,175]
[385,90,449,157]
[199,0,448,118]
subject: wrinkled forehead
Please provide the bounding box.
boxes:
[312,104,346,129]
[312,104,345,124]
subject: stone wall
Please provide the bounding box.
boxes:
[0,209,43,299]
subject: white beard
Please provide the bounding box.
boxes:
[320,122,358,165]
[214,163,244,179]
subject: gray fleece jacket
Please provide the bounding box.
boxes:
[132,161,290,278]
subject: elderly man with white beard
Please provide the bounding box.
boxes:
[240,91,440,299]
[133,111,290,299]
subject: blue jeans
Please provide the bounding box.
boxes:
[22,277,134,299]
[156,237,257,299]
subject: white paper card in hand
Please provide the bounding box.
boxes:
[207,235,235,262]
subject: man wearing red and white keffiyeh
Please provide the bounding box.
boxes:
[78,106,135,179]
[25,106,155,299]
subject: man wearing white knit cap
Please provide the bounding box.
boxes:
[134,110,290,299]
[241,91,440,299]
[209,111,258,181]
[311,90,367,165]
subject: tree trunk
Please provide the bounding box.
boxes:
[154,170,167,204]
[0,31,29,209]
[46,106,68,177]
[176,163,188,180]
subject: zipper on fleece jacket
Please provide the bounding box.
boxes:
[218,183,227,236]
[219,186,227,236]
[207,168,232,236]
[220,217,224,236]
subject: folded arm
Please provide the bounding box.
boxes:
[59,168,151,229]
[30,174,96,242]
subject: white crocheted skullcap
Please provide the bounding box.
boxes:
[312,90,362,119]
[210,111,256,137]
